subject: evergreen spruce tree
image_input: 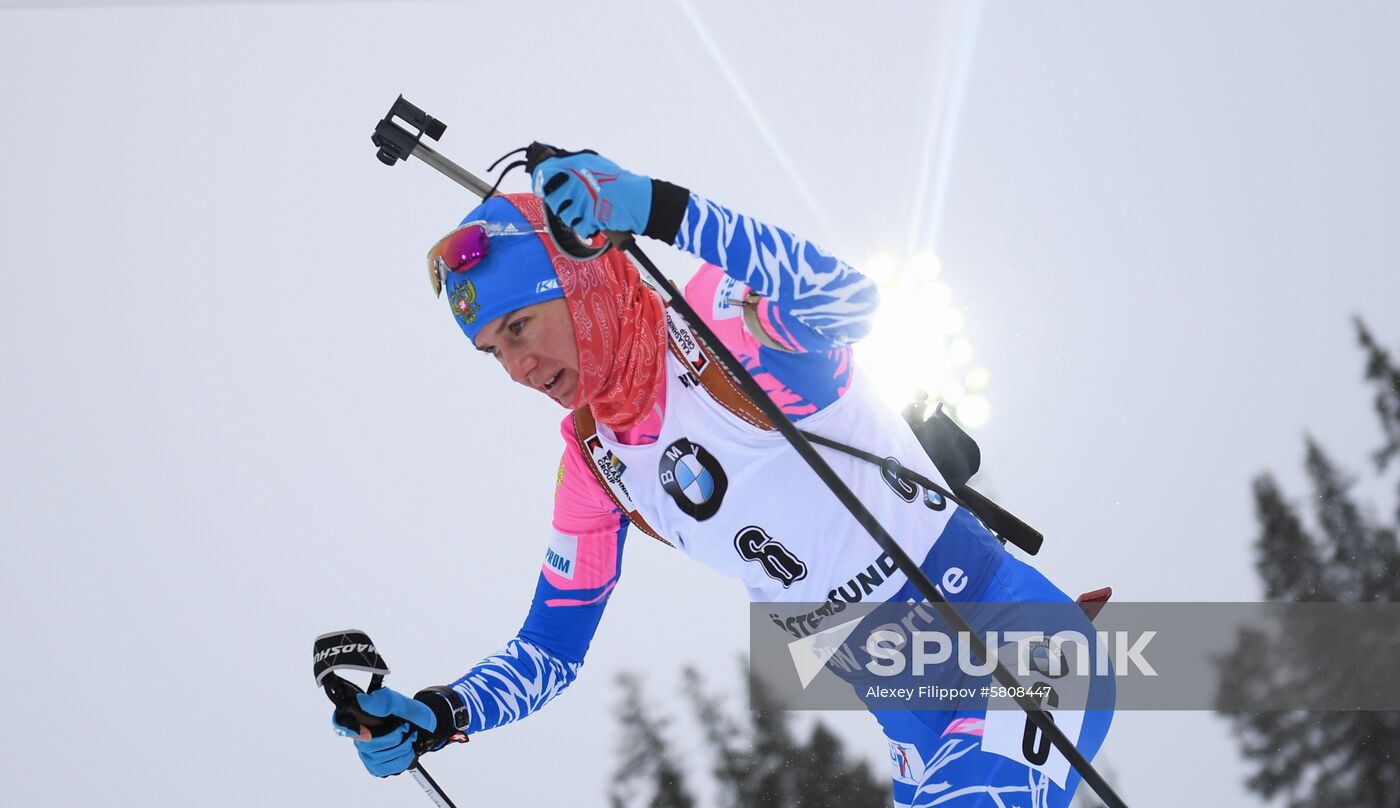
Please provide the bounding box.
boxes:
[681,666,752,808]
[1217,318,1400,807]
[1356,317,1400,474]
[741,669,800,806]
[613,662,890,806]
[684,661,890,808]
[792,723,890,808]
[610,672,697,808]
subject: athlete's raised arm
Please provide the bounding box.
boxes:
[530,150,879,353]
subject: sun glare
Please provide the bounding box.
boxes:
[854,250,991,428]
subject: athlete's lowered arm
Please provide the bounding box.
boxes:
[448,436,629,733]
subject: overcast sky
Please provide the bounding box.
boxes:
[3,2,1398,806]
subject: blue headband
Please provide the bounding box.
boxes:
[443,195,565,341]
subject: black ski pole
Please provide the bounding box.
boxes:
[313,629,460,808]
[369,95,1128,808]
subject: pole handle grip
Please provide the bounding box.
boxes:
[323,672,404,739]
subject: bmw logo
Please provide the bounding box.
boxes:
[658,438,728,521]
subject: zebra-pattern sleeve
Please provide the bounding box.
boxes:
[673,193,879,350]
[450,637,583,733]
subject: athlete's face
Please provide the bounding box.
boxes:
[472,297,580,407]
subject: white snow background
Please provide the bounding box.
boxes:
[2,1,1398,806]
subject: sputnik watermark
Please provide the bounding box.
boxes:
[788,626,1156,690]
[760,602,1400,710]
[862,629,1156,678]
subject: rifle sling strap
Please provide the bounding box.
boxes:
[570,306,1042,555]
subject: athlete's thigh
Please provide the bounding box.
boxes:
[878,699,1112,807]
[882,709,1049,808]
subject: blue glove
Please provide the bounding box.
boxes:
[530,151,653,238]
[332,688,437,777]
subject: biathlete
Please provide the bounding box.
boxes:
[333,149,1114,807]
